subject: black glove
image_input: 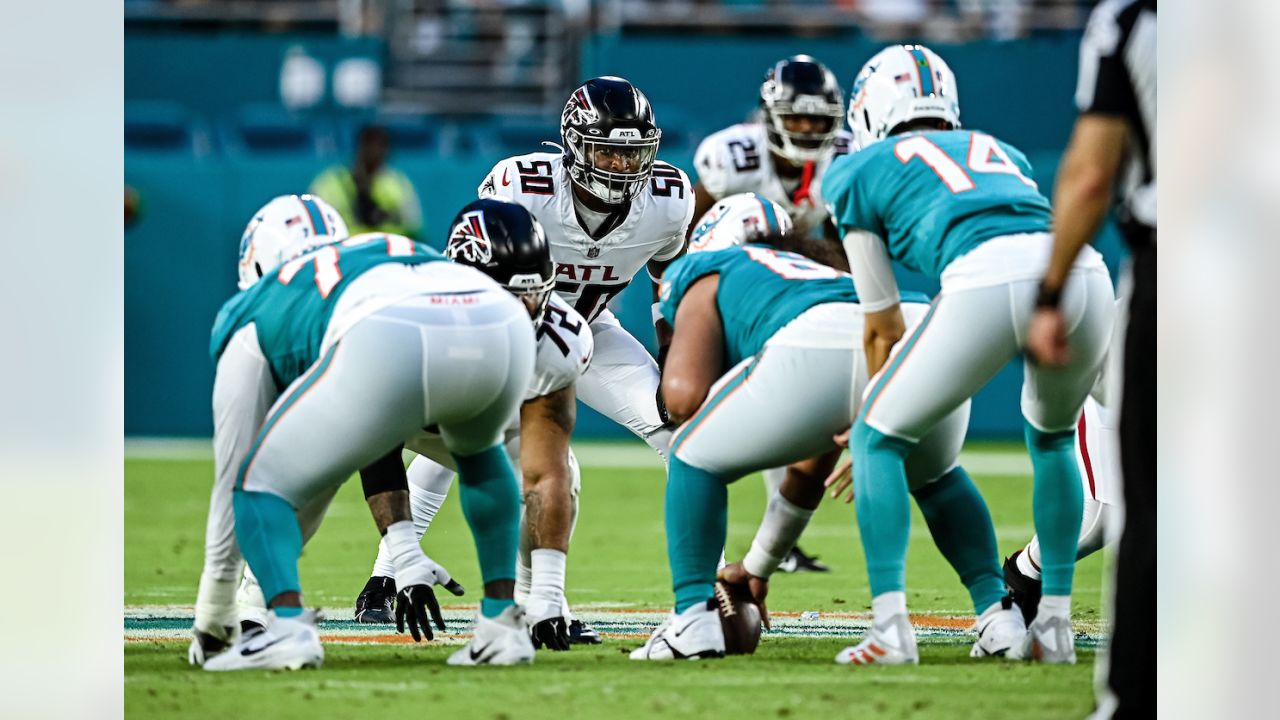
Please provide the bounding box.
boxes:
[529,616,571,651]
[396,579,464,641]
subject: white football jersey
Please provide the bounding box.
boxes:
[693,122,853,237]
[478,152,695,323]
[527,292,593,400]
[404,292,592,461]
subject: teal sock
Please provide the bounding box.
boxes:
[911,466,1005,614]
[452,444,521,588]
[232,490,303,606]
[666,455,728,613]
[481,597,515,619]
[273,606,303,618]
[851,422,915,597]
[1024,420,1085,597]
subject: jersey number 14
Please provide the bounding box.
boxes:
[894,133,1036,193]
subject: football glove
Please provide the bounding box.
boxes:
[394,556,465,642]
[529,615,572,651]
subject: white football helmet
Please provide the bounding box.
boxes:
[237,194,348,289]
[688,192,793,254]
[847,44,960,151]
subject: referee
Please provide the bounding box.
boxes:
[1026,0,1155,715]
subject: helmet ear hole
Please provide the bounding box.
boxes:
[254,261,264,279]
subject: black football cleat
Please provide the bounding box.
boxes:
[568,619,603,645]
[354,575,396,624]
[1003,550,1042,626]
[777,546,831,573]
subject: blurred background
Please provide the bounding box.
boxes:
[124,0,1125,440]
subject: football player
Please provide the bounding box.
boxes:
[195,199,539,670]
[351,198,599,651]
[690,56,851,572]
[630,194,1025,661]
[190,195,372,662]
[692,55,851,268]
[478,76,695,458]
[823,44,1114,664]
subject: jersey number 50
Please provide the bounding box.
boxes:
[894,133,1036,193]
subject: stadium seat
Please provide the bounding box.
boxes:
[219,103,337,157]
[125,100,211,155]
[338,115,440,157]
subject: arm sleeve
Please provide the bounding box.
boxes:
[208,324,279,568]
[841,229,900,313]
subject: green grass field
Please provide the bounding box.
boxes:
[125,441,1105,718]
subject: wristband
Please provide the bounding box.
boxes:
[1034,282,1062,309]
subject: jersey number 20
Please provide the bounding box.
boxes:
[894,133,1036,193]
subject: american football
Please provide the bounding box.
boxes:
[715,581,763,655]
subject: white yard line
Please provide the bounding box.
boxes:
[126,438,1033,476]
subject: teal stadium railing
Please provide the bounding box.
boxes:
[125,29,1126,439]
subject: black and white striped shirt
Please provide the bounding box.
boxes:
[1076,0,1156,236]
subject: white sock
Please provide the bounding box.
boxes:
[515,553,533,606]
[527,549,567,620]
[743,491,815,578]
[871,591,908,623]
[384,520,433,590]
[1038,594,1071,619]
[1018,540,1043,580]
[761,466,786,495]
[194,571,241,635]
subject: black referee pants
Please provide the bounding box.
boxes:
[1109,243,1155,716]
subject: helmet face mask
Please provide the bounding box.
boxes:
[237,194,349,290]
[561,77,661,205]
[444,199,556,326]
[760,56,845,165]
[847,44,961,151]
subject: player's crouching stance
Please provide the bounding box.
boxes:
[198,205,537,670]
[824,45,1114,664]
[629,195,1024,662]
[478,77,695,460]
[354,199,598,651]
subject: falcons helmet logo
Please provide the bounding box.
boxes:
[445,210,494,264]
[561,86,600,127]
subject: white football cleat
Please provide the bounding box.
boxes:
[835,613,919,666]
[1015,613,1077,664]
[203,609,323,672]
[629,599,726,661]
[970,597,1027,658]
[447,605,536,666]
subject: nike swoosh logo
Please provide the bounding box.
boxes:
[469,641,496,662]
[241,636,285,657]
[501,169,511,187]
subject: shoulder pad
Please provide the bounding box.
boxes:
[528,295,593,399]
[479,153,562,202]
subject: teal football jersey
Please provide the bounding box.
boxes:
[824,130,1052,278]
[659,244,930,366]
[210,235,445,389]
